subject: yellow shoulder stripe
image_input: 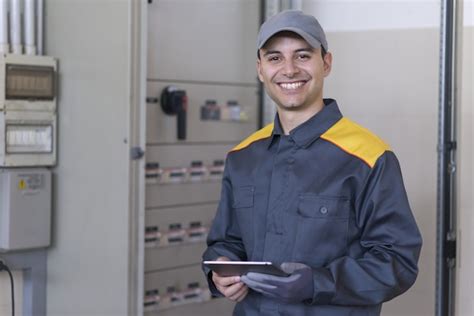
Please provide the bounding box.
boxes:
[320,117,390,168]
[230,123,274,152]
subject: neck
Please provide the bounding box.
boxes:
[277,100,325,135]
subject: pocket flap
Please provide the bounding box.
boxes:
[298,194,350,219]
[232,186,255,208]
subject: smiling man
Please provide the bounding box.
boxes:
[202,10,422,316]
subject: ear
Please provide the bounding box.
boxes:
[323,52,333,77]
[256,58,264,82]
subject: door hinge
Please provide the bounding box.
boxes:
[445,237,456,263]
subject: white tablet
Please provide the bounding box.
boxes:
[203,261,290,277]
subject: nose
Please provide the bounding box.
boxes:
[282,59,299,77]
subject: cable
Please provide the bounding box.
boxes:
[0,260,14,316]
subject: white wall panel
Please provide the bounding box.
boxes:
[44,1,132,315]
[301,1,441,314]
[303,0,440,31]
[463,0,474,26]
[322,28,438,316]
[302,0,473,30]
[456,25,473,316]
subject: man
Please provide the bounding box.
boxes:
[202,10,422,316]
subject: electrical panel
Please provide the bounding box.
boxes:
[0,168,51,251]
[0,54,58,167]
[145,0,260,314]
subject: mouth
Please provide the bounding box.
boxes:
[277,80,307,91]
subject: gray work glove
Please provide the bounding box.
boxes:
[241,262,313,303]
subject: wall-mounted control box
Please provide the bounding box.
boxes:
[0,168,51,251]
[0,54,58,167]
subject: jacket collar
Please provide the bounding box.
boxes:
[269,99,343,149]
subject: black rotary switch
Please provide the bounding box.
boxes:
[160,86,187,140]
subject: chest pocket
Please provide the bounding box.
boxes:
[232,186,254,208]
[232,186,255,247]
[292,194,350,266]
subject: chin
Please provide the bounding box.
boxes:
[279,103,304,111]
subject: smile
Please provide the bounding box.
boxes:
[278,81,306,90]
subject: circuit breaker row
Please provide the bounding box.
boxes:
[144,204,214,270]
[144,103,256,314]
[144,265,234,315]
[144,143,235,313]
[145,159,224,185]
[142,146,242,305]
[144,205,216,313]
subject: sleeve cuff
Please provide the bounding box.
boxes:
[305,266,336,305]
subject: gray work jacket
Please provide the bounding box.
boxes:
[202,99,422,316]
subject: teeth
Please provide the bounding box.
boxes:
[280,82,304,90]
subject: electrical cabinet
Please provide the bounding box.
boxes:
[145,1,260,314]
[0,168,51,251]
[0,54,57,254]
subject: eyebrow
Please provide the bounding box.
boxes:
[262,47,314,57]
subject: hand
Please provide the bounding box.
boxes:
[211,257,249,302]
[241,262,313,303]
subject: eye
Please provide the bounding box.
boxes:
[297,54,311,61]
[267,55,281,62]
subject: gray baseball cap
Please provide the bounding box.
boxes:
[257,10,328,52]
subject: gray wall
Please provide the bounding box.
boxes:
[303,1,441,315]
[45,0,132,315]
[456,25,473,316]
[0,271,23,315]
[323,28,438,316]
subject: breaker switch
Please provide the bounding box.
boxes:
[167,223,186,243]
[208,159,225,180]
[144,289,160,309]
[188,221,208,242]
[189,160,207,182]
[160,86,187,140]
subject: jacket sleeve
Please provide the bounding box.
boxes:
[202,158,247,296]
[307,151,422,306]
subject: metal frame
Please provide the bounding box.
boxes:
[436,0,461,315]
[128,0,147,315]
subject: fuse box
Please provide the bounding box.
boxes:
[0,168,51,251]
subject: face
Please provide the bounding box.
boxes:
[257,33,332,113]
